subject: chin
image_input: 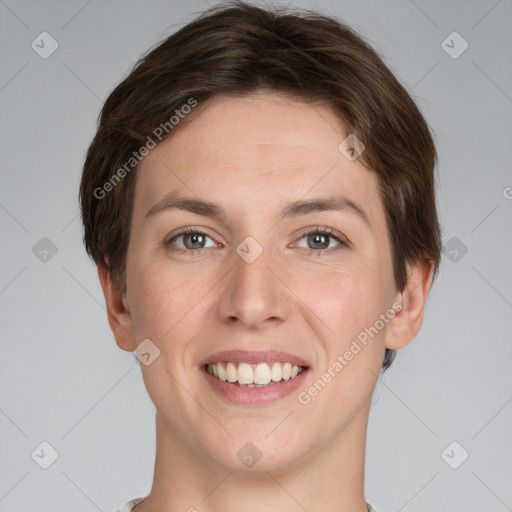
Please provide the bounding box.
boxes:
[203,427,308,473]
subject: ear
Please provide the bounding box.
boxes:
[384,259,435,351]
[97,264,137,352]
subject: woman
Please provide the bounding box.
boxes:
[79,2,442,511]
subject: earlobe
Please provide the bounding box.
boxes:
[97,264,137,352]
[384,260,435,351]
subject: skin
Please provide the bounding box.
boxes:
[98,92,434,512]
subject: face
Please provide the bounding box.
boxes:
[119,92,400,471]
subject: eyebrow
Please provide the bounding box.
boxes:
[144,193,371,228]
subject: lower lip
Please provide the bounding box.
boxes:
[201,366,309,405]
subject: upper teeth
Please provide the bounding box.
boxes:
[206,361,304,385]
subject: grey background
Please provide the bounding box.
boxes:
[1,0,511,511]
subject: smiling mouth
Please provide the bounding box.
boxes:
[205,361,306,387]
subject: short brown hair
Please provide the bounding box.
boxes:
[79,0,442,372]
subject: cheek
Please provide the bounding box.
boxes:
[126,256,175,333]
[299,261,382,329]
[127,255,211,343]
[303,267,386,407]
[297,264,389,381]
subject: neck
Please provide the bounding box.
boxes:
[134,406,370,512]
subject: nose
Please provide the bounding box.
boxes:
[216,240,291,330]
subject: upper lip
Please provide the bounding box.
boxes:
[201,350,309,368]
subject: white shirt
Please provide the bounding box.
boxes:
[115,497,381,511]
[114,497,144,512]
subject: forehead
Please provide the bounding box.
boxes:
[133,93,383,229]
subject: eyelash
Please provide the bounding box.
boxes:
[299,226,348,256]
[165,226,348,257]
